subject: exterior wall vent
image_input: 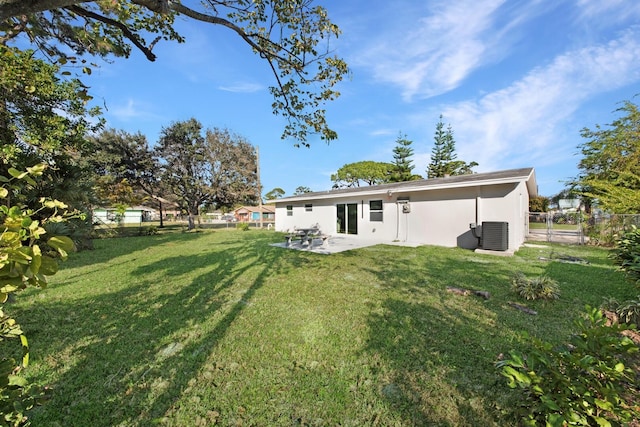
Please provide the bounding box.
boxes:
[481,221,509,251]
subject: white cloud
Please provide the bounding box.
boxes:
[109,98,157,121]
[576,0,640,23]
[438,28,640,172]
[218,82,264,93]
[369,128,395,137]
[350,0,543,100]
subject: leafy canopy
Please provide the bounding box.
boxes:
[0,44,102,224]
[331,161,393,188]
[264,187,285,200]
[573,100,640,213]
[1,0,348,146]
[156,119,258,230]
[293,186,312,195]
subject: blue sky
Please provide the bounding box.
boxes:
[83,0,640,198]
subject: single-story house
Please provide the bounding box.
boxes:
[93,206,154,225]
[234,205,276,223]
[273,167,537,252]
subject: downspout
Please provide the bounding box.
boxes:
[395,201,400,241]
[470,194,482,247]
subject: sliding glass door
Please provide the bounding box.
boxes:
[336,203,358,234]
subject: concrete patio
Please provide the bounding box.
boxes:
[270,234,422,254]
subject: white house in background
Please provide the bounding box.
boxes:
[93,206,154,225]
[273,168,538,252]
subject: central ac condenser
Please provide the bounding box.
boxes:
[481,221,509,251]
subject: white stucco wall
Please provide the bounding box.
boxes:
[275,178,532,250]
[93,209,149,225]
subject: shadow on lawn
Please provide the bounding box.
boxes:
[23,231,289,426]
[360,244,632,426]
[360,247,520,426]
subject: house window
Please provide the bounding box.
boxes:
[286,205,293,216]
[305,203,313,212]
[369,200,383,222]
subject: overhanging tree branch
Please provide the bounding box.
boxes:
[2,0,348,145]
[67,4,157,61]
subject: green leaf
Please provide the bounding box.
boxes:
[8,168,27,179]
[8,375,28,387]
[502,366,532,386]
[0,188,8,198]
[26,164,46,176]
[38,257,59,276]
[593,416,612,427]
[541,395,561,411]
[0,285,19,294]
[546,413,565,427]
[48,235,75,257]
[30,253,42,276]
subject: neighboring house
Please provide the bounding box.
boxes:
[274,168,537,252]
[558,198,581,212]
[234,205,276,223]
[93,206,155,225]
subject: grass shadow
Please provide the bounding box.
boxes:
[17,231,288,426]
[359,243,632,426]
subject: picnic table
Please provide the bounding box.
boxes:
[285,226,326,247]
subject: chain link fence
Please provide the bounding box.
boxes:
[528,212,585,244]
[528,212,640,245]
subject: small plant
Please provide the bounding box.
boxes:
[511,272,560,300]
[236,222,250,231]
[614,296,640,327]
[611,225,640,287]
[497,306,639,426]
[138,225,158,236]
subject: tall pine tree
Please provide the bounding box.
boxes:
[390,133,421,182]
[427,115,478,178]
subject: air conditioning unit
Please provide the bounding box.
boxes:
[481,221,509,251]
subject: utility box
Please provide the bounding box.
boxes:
[481,221,509,251]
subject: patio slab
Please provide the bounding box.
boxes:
[270,235,422,254]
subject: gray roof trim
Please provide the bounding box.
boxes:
[273,167,536,203]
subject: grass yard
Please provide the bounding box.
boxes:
[10,229,636,426]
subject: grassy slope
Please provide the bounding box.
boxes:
[11,230,635,426]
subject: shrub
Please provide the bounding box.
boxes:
[1,165,76,425]
[138,225,158,236]
[236,222,250,231]
[602,296,640,327]
[511,272,560,300]
[617,296,640,327]
[497,306,639,426]
[611,225,640,287]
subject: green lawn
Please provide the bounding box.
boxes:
[11,229,636,426]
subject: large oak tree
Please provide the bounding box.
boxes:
[156,119,258,230]
[1,0,348,145]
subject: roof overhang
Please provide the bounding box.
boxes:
[274,168,538,203]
